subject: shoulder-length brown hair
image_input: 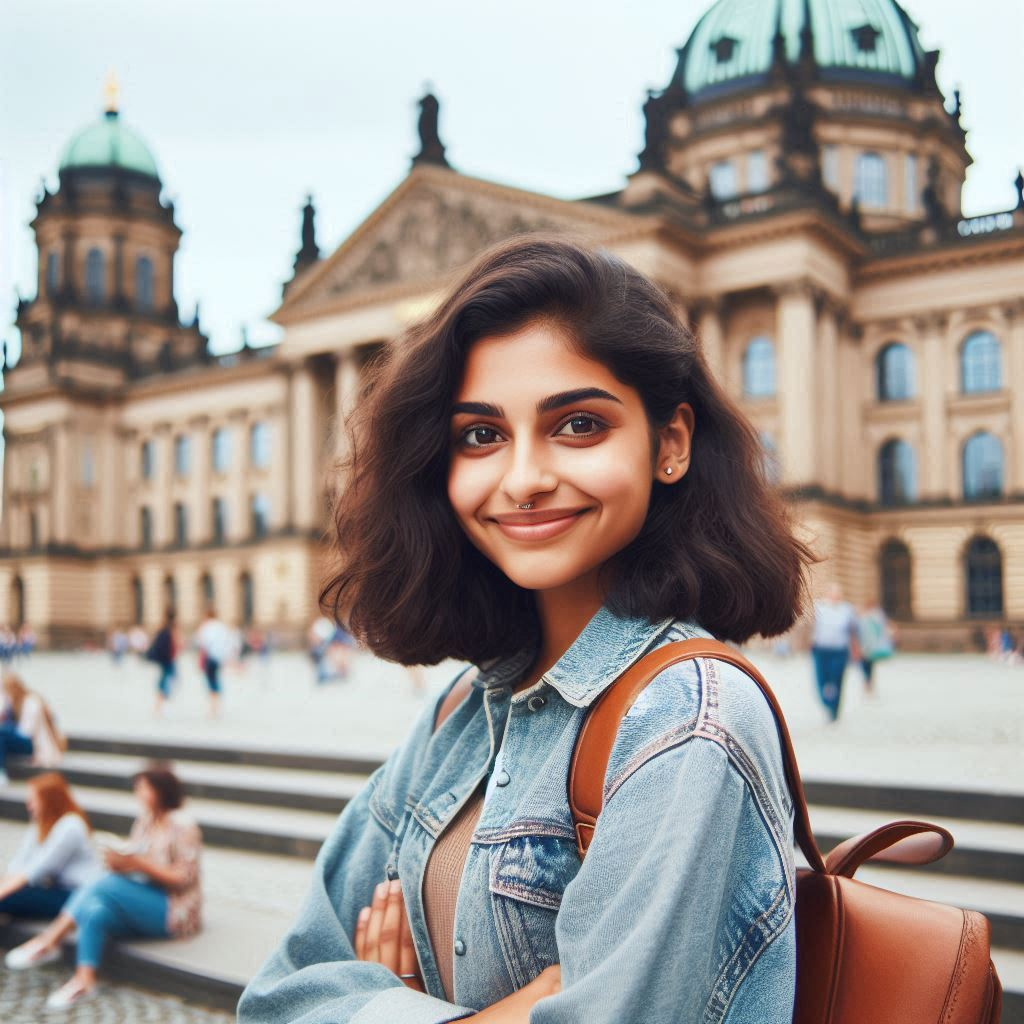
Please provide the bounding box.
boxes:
[322,235,815,664]
[28,773,90,842]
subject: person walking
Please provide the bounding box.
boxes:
[5,766,203,1010]
[810,583,858,721]
[196,607,232,717]
[0,675,65,784]
[855,600,895,695]
[145,610,179,716]
[0,773,100,923]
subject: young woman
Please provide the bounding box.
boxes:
[5,766,203,1010]
[0,674,65,784]
[239,236,815,1023]
[0,773,98,922]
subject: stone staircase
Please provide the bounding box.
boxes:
[1,733,1021,1019]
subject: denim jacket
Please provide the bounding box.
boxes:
[238,607,796,1024]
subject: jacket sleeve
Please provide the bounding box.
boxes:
[531,735,796,1024]
[18,815,89,887]
[237,711,476,1023]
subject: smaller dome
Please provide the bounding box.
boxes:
[59,110,160,180]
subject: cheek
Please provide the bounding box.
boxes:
[447,458,493,525]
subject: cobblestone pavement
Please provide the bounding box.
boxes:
[0,962,232,1023]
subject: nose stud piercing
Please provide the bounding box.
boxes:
[516,502,535,510]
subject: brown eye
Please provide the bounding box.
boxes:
[462,426,502,448]
[555,415,602,437]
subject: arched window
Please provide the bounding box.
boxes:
[164,574,177,615]
[879,540,912,619]
[132,576,144,626]
[742,336,776,398]
[876,343,915,401]
[965,537,1003,617]
[240,571,254,627]
[854,152,888,208]
[200,572,215,612]
[878,439,917,506]
[963,432,1004,500]
[135,256,154,311]
[45,251,60,295]
[759,432,780,485]
[960,331,1002,394]
[85,247,106,305]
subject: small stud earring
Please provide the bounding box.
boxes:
[665,467,673,476]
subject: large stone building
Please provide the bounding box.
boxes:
[2,0,1022,649]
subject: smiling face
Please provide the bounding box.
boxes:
[447,321,693,598]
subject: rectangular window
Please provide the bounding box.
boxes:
[709,160,737,200]
[905,153,918,213]
[140,506,153,549]
[211,497,228,544]
[854,152,888,208]
[746,150,768,193]
[174,502,188,546]
[822,145,839,190]
[141,440,155,481]
[174,434,191,477]
[81,441,95,488]
[250,492,270,539]
[250,422,271,469]
[212,427,231,474]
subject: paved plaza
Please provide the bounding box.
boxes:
[6,644,1023,791]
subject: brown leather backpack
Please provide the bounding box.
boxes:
[569,638,1003,1024]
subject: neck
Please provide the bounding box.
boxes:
[520,571,605,691]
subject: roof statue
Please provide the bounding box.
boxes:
[104,68,120,114]
[411,89,450,169]
[638,90,672,173]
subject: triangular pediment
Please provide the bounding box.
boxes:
[276,165,640,323]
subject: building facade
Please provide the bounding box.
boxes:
[2,0,1023,649]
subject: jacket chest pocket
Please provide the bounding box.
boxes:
[487,830,580,988]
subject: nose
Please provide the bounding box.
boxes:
[500,435,558,506]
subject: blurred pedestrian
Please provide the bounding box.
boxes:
[5,766,203,1010]
[0,675,66,784]
[108,627,129,666]
[810,583,858,722]
[15,624,36,661]
[128,625,149,658]
[0,773,99,922]
[196,607,231,717]
[145,610,179,717]
[856,600,895,694]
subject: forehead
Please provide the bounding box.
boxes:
[455,322,622,401]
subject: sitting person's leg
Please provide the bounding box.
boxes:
[0,724,33,782]
[0,884,73,918]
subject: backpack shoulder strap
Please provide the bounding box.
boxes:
[568,637,826,872]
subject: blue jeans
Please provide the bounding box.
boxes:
[0,725,33,770]
[204,658,222,694]
[156,665,176,698]
[0,884,72,918]
[64,874,170,968]
[812,646,848,720]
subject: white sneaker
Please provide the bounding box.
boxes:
[4,938,61,970]
[44,980,98,1011]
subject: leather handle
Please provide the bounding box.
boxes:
[825,820,954,878]
[568,639,828,873]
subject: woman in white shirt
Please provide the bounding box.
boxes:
[0,772,99,924]
[0,674,65,784]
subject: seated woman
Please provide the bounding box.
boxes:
[0,772,99,923]
[0,674,65,784]
[4,766,203,1011]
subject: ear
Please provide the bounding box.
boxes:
[655,403,695,485]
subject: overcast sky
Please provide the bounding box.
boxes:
[2,0,1022,361]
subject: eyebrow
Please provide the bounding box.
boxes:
[450,387,623,419]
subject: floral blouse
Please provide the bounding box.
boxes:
[130,810,203,937]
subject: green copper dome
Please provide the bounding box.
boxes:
[679,0,927,100]
[59,110,160,180]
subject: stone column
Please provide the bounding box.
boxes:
[190,416,211,543]
[113,235,125,304]
[775,282,817,489]
[334,350,361,459]
[49,424,71,544]
[154,424,173,546]
[696,299,726,383]
[916,313,950,501]
[816,299,841,492]
[288,362,319,533]
[62,233,76,298]
[269,407,289,532]
[229,412,249,541]
[1004,301,1024,495]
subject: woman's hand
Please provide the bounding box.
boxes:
[467,965,562,1022]
[354,879,424,991]
[103,849,139,873]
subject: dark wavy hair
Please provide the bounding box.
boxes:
[321,235,815,664]
[133,766,185,812]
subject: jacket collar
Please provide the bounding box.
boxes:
[474,605,689,709]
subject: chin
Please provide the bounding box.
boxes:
[493,555,597,593]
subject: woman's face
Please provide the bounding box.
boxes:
[26,787,41,821]
[133,777,161,815]
[447,322,693,596]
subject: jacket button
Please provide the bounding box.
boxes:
[527,694,546,712]
[454,939,466,956]
[495,770,511,787]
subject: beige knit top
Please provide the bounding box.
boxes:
[422,785,486,1001]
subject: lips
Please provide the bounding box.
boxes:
[490,507,591,542]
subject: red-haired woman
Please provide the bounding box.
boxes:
[0,772,98,922]
[239,237,815,1024]
[5,766,202,1011]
